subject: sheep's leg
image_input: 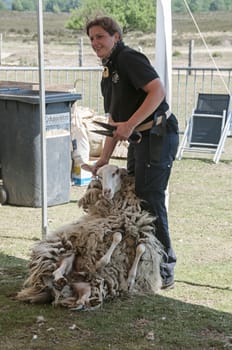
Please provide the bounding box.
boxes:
[70,282,92,310]
[96,231,122,269]
[127,244,146,292]
[53,253,75,288]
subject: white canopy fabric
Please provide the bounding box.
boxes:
[155,0,172,108]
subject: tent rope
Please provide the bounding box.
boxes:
[183,0,231,95]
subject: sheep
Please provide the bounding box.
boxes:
[16,164,163,310]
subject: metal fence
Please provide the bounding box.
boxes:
[0,66,231,131]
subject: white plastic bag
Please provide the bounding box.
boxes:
[71,103,90,165]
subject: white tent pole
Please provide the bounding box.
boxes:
[37,0,48,238]
[155,0,172,211]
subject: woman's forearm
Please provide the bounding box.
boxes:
[100,136,118,163]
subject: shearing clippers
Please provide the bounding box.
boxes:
[91,120,142,144]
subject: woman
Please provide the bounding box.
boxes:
[86,16,179,289]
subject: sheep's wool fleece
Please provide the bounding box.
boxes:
[17,175,163,309]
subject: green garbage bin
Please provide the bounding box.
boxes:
[0,89,81,207]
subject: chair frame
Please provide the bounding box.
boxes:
[177,93,231,163]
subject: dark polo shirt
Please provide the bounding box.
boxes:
[101,43,169,124]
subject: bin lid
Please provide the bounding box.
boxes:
[0,87,20,92]
[0,88,81,104]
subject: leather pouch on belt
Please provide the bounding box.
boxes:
[149,114,166,162]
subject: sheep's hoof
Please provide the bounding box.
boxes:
[89,297,102,310]
[70,304,85,311]
[53,277,67,290]
[127,279,135,292]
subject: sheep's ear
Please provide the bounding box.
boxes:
[119,168,127,178]
[96,167,102,177]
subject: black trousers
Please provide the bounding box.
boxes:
[127,117,179,282]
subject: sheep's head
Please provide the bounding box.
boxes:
[97,164,127,200]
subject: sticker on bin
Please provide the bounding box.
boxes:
[46,112,70,137]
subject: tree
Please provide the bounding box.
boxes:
[10,0,80,12]
[12,0,35,11]
[209,0,227,11]
[172,0,186,13]
[12,0,23,11]
[0,0,6,10]
[66,0,156,33]
[224,0,232,10]
[44,0,80,13]
[172,0,232,12]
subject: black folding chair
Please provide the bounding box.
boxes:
[177,93,231,163]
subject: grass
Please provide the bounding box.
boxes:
[0,137,232,349]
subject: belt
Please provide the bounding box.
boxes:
[134,110,171,132]
[135,120,153,132]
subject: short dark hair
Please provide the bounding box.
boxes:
[86,16,122,40]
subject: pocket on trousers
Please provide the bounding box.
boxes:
[149,133,164,163]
